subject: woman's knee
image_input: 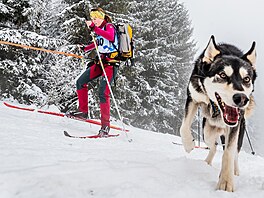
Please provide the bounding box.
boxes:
[76,78,83,90]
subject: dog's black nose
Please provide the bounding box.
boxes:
[233,93,249,107]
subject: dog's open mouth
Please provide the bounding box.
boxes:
[215,92,240,126]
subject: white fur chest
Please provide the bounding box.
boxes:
[189,82,209,104]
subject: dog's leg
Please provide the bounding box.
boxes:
[217,126,240,192]
[180,96,198,153]
[204,121,223,165]
[234,151,239,176]
[234,116,245,176]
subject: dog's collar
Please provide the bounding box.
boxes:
[210,99,220,118]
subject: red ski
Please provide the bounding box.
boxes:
[3,102,129,132]
[63,131,119,139]
[3,102,35,111]
[172,142,209,149]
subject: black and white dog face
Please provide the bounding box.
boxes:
[201,36,257,126]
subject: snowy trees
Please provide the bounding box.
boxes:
[0,0,47,105]
[113,0,195,134]
[0,0,195,135]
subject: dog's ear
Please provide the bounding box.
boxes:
[242,41,256,70]
[202,35,221,63]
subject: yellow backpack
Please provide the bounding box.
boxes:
[110,23,134,66]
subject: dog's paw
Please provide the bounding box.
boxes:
[205,157,212,165]
[180,127,195,153]
[216,175,234,192]
[182,139,195,153]
[234,161,240,176]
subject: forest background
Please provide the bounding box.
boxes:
[0,0,196,135]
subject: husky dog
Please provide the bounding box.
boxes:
[180,35,257,192]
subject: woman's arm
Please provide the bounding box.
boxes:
[93,23,115,42]
[84,42,95,52]
[83,22,115,52]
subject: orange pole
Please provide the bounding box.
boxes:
[0,40,83,59]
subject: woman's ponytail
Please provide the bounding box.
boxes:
[104,14,112,23]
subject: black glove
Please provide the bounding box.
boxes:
[79,44,85,51]
[86,61,95,69]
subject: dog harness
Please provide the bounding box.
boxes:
[210,99,220,118]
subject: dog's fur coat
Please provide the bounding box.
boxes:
[180,36,257,192]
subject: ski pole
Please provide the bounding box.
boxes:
[198,108,201,147]
[90,32,132,142]
[245,128,255,155]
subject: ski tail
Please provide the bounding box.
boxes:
[3,102,129,132]
[3,102,35,111]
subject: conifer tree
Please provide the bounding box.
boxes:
[109,0,196,134]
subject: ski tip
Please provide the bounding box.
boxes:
[63,131,71,137]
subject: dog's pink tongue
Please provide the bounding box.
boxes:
[225,105,239,122]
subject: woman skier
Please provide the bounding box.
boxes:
[69,8,119,137]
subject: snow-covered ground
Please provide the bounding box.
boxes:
[0,101,264,198]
